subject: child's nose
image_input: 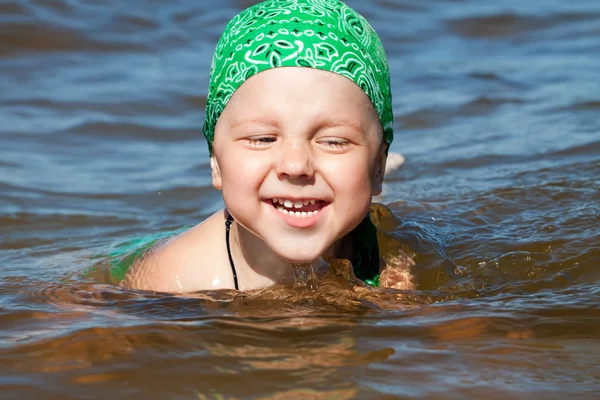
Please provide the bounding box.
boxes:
[276,140,314,180]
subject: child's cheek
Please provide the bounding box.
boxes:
[321,156,372,187]
[223,154,269,189]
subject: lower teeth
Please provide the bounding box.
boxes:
[276,207,319,218]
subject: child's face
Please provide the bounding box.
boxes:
[211,67,387,263]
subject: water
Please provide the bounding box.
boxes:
[1,0,599,398]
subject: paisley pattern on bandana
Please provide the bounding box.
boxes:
[203,0,393,154]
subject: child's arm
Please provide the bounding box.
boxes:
[366,202,416,290]
[379,251,415,290]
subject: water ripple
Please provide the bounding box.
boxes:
[2,0,600,396]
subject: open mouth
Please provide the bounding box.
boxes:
[269,198,328,218]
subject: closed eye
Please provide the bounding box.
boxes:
[244,135,277,147]
[318,137,351,150]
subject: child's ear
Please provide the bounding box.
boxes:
[371,141,388,196]
[210,156,222,190]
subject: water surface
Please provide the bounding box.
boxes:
[1,0,599,398]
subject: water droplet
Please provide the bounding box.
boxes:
[454,265,468,276]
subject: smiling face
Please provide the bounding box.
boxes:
[211,67,387,263]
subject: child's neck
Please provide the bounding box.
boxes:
[229,220,330,290]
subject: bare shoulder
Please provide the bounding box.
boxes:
[120,210,232,293]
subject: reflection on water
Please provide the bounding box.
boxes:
[1,0,599,398]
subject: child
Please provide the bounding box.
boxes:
[120,0,413,293]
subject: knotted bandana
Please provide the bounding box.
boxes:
[203,0,393,154]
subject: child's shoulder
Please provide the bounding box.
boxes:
[120,210,232,293]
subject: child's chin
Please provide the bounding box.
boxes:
[274,248,323,265]
[265,235,331,264]
[279,254,321,265]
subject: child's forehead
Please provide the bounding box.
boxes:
[227,67,377,112]
[222,75,380,136]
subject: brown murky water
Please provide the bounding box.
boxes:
[1,0,599,398]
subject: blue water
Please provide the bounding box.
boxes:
[1,0,599,398]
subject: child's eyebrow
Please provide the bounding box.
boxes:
[319,118,365,136]
[229,117,280,130]
[228,116,367,136]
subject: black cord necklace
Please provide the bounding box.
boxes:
[225,214,240,290]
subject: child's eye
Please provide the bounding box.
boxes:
[244,136,277,147]
[318,138,351,150]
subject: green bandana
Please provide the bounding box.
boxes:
[203,0,393,154]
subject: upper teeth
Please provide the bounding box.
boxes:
[273,198,316,207]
